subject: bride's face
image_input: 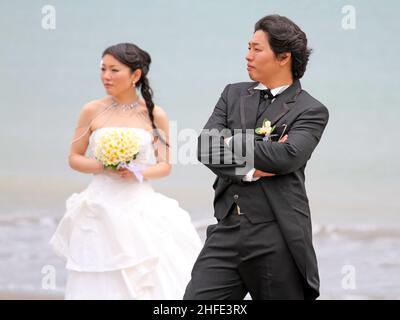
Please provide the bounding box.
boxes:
[100,54,139,96]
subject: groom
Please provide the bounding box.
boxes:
[184,15,329,300]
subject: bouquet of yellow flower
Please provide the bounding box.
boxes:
[94,129,143,181]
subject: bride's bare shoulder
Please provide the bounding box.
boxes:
[81,96,113,114]
[153,105,168,121]
[75,97,113,129]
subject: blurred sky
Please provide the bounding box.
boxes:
[0,0,399,226]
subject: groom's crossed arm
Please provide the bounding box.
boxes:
[197,85,329,181]
[230,103,329,175]
[197,84,251,184]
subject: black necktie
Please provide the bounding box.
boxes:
[257,89,277,119]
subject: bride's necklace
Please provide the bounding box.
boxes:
[111,97,140,112]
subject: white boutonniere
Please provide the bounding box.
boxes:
[255,118,275,141]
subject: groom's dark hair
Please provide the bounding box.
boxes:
[255,15,312,80]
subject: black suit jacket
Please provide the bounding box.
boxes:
[197,80,329,299]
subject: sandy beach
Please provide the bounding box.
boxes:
[1,218,400,300]
[0,290,63,300]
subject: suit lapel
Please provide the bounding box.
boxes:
[239,84,260,130]
[259,80,302,126]
[257,97,290,127]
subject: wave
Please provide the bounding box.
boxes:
[312,223,400,239]
[1,213,400,240]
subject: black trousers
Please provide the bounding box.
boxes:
[183,210,304,300]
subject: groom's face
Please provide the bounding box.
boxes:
[246,30,281,83]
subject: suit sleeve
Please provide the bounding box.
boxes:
[197,84,249,184]
[231,104,329,175]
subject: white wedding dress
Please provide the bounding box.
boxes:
[50,127,202,300]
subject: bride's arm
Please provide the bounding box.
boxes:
[141,106,171,180]
[68,102,104,174]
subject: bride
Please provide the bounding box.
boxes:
[50,43,202,300]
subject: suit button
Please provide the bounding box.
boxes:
[233,194,239,201]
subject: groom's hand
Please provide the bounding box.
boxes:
[279,134,288,143]
[253,169,275,177]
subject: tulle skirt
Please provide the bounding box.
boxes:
[50,174,202,299]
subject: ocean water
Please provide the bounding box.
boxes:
[1,211,399,299]
[1,1,400,299]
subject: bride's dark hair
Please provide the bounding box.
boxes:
[102,43,168,147]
